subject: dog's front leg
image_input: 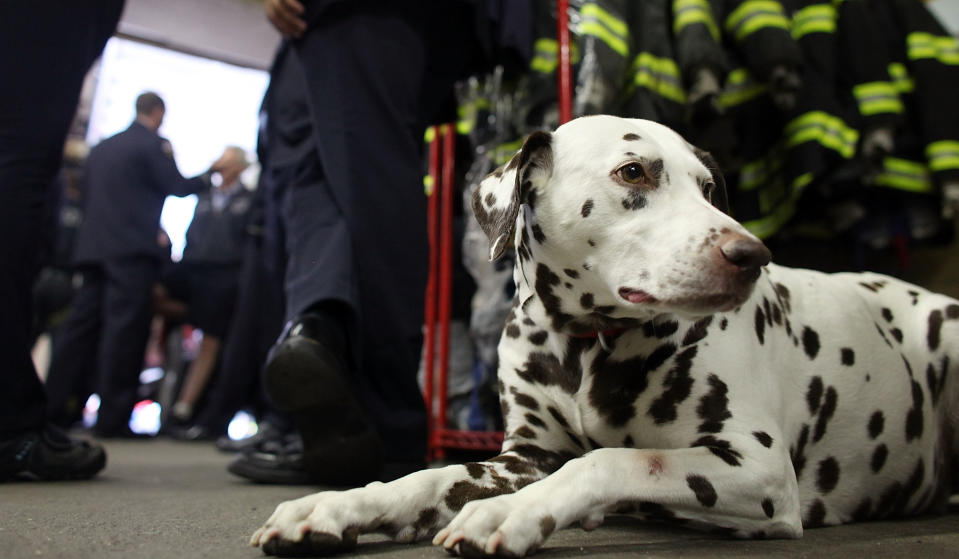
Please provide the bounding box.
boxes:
[249,451,556,557]
[435,445,803,557]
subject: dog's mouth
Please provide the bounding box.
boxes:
[618,287,656,304]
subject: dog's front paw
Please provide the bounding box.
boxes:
[250,491,363,557]
[433,494,556,557]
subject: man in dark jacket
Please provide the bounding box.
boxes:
[45,92,223,438]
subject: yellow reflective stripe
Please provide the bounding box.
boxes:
[673,0,721,42]
[791,4,836,40]
[907,32,959,65]
[739,156,783,191]
[926,140,959,172]
[423,174,435,196]
[579,7,630,58]
[633,52,686,103]
[852,81,903,116]
[726,0,790,42]
[887,62,914,94]
[531,38,558,73]
[875,157,932,193]
[784,111,859,158]
[580,3,629,57]
[742,173,812,239]
[718,68,767,108]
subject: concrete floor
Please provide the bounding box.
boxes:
[1,438,957,559]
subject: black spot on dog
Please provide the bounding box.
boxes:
[805,499,827,527]
[580,293,594,309]
[872,323,892,348]
[648,346,697,424]
[753,431,773,448]
[413,507,439,533]
[547,406,570,428]
[623,133,641,141]
[841,348,855,366]
[882,308,894,322]
[566,431,585,449]
[513,392,540,411]
[947,304,959,319]
[763,298,773,327]
[682,317,713,346]
[806,377,824,415]
[511,444,577,475]
[563,268,579,279]
[802,327,820,359]
[531,224,547,245]
[817,457,840,494]
[505,323,521,338]
[465,462,486,479]
[902,354,915,378]
[590,343,677,427]
[581,199,594,217]
[525,413,546,429]
[516,348,583,395]
[687,474,718,507]
[905,380,924,441]
[594,305,616,314]
[720,318,728,330]
[692,435,743,466]
[871,444,888,473]
[868,411,884,439]
[908,290,920,305]
[622,191,647,210]
[890,328,903,344]
[813,387,837,443]
[791,424,810,478]
[775,283,792,312]
[623,434,635,447]
[928,309,943,351]
[587,239,596,248]
[762,498,775,518]
[444,480,511,511]
[528,330,548,345]
[540,515,556,538]
[514,425,537,439]
[754,306,766,345]
[697,374,732,434]
[485,192,497,206]
[644,320,679,338]
[772,304,782,325]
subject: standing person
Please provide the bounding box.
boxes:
[44,93,224,438]
[0,1,125,481]
[164,146,254,433]
[227,0,442,485]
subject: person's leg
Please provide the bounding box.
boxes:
[0,0,123,480]
[294,4,430,466]
[44,267,106,427]
[94,256,159,436]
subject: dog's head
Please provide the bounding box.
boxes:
[471,115,770,325]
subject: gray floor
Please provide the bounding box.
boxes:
[1,438,957,559]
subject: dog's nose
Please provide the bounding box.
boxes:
[720,237,771,269]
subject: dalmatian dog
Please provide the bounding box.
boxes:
[251,115,959,557]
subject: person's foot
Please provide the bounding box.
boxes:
[263,313,382,485]
[215,419,283,453]
[0,424,106,481]
[226,432,313,484]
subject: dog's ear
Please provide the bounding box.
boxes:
[693,147,729,215]
[471,130,553,261]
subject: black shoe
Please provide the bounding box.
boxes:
[264,313,382,485]
[215,420,283,453]
[227,432,314,485]
[0,424,106,482]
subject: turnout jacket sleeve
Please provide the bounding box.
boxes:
[893,0,959,185]
[722,0,802,82]
[672,0,728,84]
[147,137,211,197]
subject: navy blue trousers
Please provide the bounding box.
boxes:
[0,2,124,436]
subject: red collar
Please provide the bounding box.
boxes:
[569,327,631,351]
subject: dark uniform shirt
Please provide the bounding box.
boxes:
[73,121,209,264]
[182,183,253,265]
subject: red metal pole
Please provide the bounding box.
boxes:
[557,0,573,124]
[423,126,441,460]
[437,123,455,459]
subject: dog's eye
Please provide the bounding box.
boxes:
[616,163,647,185]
